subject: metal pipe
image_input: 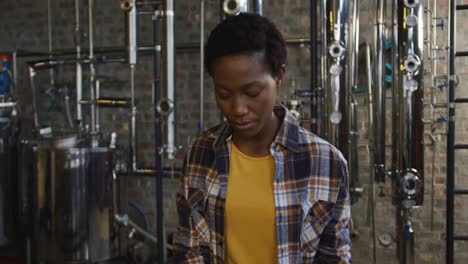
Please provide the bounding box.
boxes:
[114,214,158,243]
[391,0,399,196]
[395,1,425,263]
[373,0,386,182]
[12,52,17,98]
[319,0,350,163]
[80,98,130,107]
[400,208,415,264]
[364,42,376,263]
[47,0,55,87]
[446,0,456,262]
[200,0,204,132]
[252,0,262,15]
[154,4,165,264]
[29,57,125,70]
[89,0,97,140]
[29,67,40,131]
[165,0,175,160]
[0,102,16,108]
[396,0,425,205]
[347,0,360,202]
[75,0,83,122]
[128,1,138,64]
[429,0,437,231]
[130,64,138,171]
[64,87,74,128]
[310,0,318,133]
[96,80,100,132]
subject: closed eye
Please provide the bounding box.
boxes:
[216,91,231,100]
[245,91,260,98]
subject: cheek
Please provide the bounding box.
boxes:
[215,98,230,114]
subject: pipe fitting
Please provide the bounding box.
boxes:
[330,63,343,76]
[401,170,422,197]
[223,0,242,16]
[329,42,346,58]
[405,79,419,92]
[403,0,419,9]
[156,98,174,116]
[404,55,421,73]
[405,14,418,27]
[120,0,134,11]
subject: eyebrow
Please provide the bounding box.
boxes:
[215,81,262,91]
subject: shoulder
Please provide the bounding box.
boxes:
[185,123,223,166]
[295,126,347,165]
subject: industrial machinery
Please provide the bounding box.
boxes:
[313,0,362,203]
[15,0,176,263]
[19,139,116,263]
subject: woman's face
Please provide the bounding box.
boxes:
[212,52,284,141]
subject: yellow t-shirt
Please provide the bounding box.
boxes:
[225,143,278,264]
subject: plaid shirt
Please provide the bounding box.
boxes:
[173,107,351,264]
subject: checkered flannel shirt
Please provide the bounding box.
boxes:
[173,106,351,264]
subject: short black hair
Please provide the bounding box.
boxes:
[205,13,287,77]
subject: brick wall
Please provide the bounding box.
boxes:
[1,0,468,263]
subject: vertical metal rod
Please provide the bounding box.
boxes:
[252,0,262,15]
[365,43,377,264]
[128,2,138,65]
[320,0,327,137]
[310,0,318,133]
[391,0,398,190]
[12,52,17,97]
[200,0,204,132]
[29,67,40,131]
[373,0,386,182]
[348,0,360,201]
[152,6,162,205]
[154,2,166,263]
[26,238,31,264]
[47,0,55,87]
[75,0,83,122]
[446,0,456,262]
[96,79,100,132]
[165,0,175,160]
[131,64,137,171]
[430,0,437,231]
[89,0,96,135]
[401,208,415,264]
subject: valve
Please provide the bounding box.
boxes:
[438,83,447,92]
[436,115,447,124]
[436,20,445,30]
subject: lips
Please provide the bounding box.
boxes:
[232,121,254,130]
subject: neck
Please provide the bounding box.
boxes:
[232,113,280,157]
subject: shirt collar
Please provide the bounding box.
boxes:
[212,105,300,152]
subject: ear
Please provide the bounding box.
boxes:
[276,64,286,87]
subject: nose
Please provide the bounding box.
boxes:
[232,95,248,117]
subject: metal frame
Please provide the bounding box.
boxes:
[447,1,468,263]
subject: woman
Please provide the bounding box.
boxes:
[173,13,351,264]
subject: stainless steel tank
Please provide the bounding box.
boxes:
[19,140,116,263]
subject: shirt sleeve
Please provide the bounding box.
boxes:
[172,155,211,264]
[314,157,352,264]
